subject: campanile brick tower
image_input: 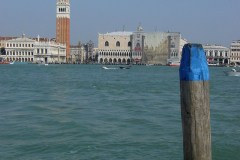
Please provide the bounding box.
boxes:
[56,0,70,62]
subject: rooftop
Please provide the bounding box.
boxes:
[99,31,133,36]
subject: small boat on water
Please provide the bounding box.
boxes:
[102,66,117,70]
[9,61,15,65]
[0,58,9,64]
[37,62,49,66]
[119,66,131,69]
[225,69,240,77]
[167,61,180,67]
[0,61,10,64]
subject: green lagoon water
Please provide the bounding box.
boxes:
[0,64,239,160]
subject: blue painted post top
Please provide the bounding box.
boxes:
[179,43,209,81]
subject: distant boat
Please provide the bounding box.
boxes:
[102,66,117,70]
[38,62,49,66]
[0,61,10,64]
[225,68,240,77]
[9,61,15,65]
[167,61,180,67]
[208,63,218,66]
[119,66,131,69]
[146,64,154,66]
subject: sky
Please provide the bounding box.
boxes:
[0,0,240,47]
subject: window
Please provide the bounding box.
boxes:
[128,42,132,47]
[136,43,140,48]
[220,52,223,57]
[105,41,109,47]
[210,51,213,57]
[116,41,120,47]
[171,42,175,48]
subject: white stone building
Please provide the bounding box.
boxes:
[35,38,66,64]
[5,35,35,62]
[3,35,66,63]
[230,40,240,65]
[203,44,230,65]
[98,31,132,64]
[97,26,188,65]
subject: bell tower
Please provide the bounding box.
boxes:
[56,0,70,62]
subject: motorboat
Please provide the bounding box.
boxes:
[102,66,109,69]
[167,61,180,66]
[102,66,117,70]
[0,61,9,64]
[9,61,15,65]
[0,58,9,64]
[119,66,131,69]
[225,68,240,77]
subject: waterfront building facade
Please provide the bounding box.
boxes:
[97,27,187,65]
[203,44,230,65]
[4,35,66,63]
[0,37,17,58]
[230,40,240,65]
[5,35,35,62]
[70,41,96,64]
[98,31,132,64]
[56,0,70,61]
[144,32,186,65]
[131,25,145,64]
[85,40,95,63]
[70,43,83,63]
[34,38,66,64]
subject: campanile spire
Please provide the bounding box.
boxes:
[56,0,70,62]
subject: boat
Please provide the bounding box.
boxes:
[102,66,117,70]
[225,69,240,77]
[119,66,131,69]
[9,61,15,65]
[0,61,9,64]
[37,62,49,66]
[167,61,180,67]
[208,63,218,67]
[0,57,9,64]
[146,64,154,66]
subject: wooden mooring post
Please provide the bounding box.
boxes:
[179,44,212,160]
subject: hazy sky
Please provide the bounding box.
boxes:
[1,0,239,47]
